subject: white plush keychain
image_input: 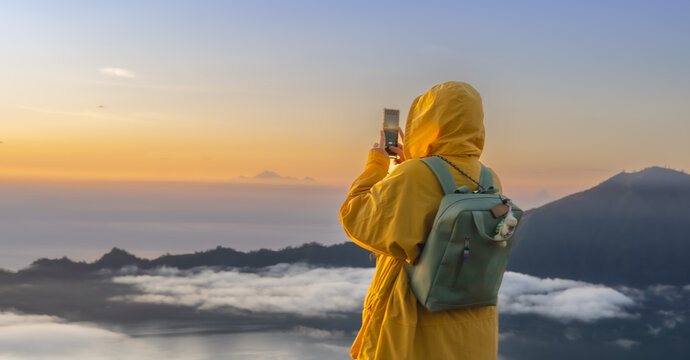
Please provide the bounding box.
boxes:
[494,205,518,247]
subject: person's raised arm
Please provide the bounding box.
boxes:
[339,129,436,261]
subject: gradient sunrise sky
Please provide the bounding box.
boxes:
[2,0,689,199]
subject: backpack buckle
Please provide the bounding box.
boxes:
[455,185,470,194]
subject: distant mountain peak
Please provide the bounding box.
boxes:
[620,166,686,177]
[254,170,283,179]
[102,247,134,257]
[509,164,690,287]
[637,166,687,177]
[601,166,689,188]
[107,246,130,254]
[94,247,140,268]
[234,170,316,182]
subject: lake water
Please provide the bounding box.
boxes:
[0,319,354,360]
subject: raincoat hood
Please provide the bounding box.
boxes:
[403,81,485,160]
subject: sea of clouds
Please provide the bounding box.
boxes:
[2,264,687,359]
[109,264,640,323]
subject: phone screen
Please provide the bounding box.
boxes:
[382,109,399,158]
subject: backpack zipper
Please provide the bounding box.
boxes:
[452,236,471,288]
[463,237,470,261]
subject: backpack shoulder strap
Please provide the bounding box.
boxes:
[478,164,494,190]
[420,156,457,195]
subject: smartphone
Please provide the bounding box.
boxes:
[382,108,400,158]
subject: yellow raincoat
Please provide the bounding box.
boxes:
[339,81,503,359]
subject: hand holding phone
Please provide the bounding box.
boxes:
[382,109,400,158]
[388,129,405,165]
[373,127,405,164]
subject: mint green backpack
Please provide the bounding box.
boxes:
[406,155,523,312]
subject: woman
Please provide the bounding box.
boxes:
[339,81,503,359]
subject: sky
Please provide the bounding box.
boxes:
[1,1,690,263]
[0,180,347,269]
[2,1,688,188]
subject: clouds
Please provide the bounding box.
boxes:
[648,309,685,336]
[110,263,374,317]
[611,338,639,350]
[2,266,688,359]
[99,67,135,78]
[291,326,344,340]
[109,264,639,323]
[647,284,684,302]
[498,272,637,322]
[0,311,64,327]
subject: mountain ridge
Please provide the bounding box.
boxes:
[507,165,690,287]
[1,242,374,278]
